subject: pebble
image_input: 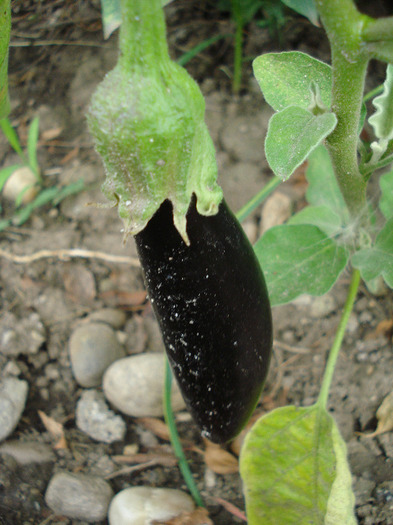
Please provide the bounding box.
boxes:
[45,471,113,522]
[87,308,127,329]
[261,191,292,233]
[69,322,125,387]
[103,353,185,417]
[309,294,337,318]
[0,312,45,356]
[0,377,28,442]
[108,487,194,525]
[0,440,55,464]
[76,389,126,443]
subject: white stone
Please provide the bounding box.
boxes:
[108,487,194,525]
[45,471,113,521]
[103,353,185,417]
[0,377,28,442]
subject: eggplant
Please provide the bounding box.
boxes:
[135,197,272,443]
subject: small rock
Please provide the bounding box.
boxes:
[3,166,39,204]
[108,487,194,525]
[0,312,45,356]
[88,308,127,329]
[69,322,125,387]
[103,353,185,417]
[309,294,336,318]
[0,377,28,442]
[261,191,292,233]
[0,440,55,464]
[76,389,126,443]
[45,471,113,522]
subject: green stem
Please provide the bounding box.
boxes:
[235,176,281,223]
[163,359,204,508]
[317,269,361,408]
[233,19,244,94]
[119,0,170,69]
[361,16,393,42]
[315,0,370,221]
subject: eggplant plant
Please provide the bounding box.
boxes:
[89,0,393,523]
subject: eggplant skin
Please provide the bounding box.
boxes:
[135,197,272,443]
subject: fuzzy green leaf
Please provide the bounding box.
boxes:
[379,169,393,220]
[265,107,337,180]
[369,64,393,143]
[288,205,342,236]
[280,0,319,26]
[240,405,356,525]
[253,51,332,112]
[351,217,393,288]
[0,0,11,118]
[254,223,348,305]
[305,145,350,222]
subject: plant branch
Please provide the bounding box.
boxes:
[317,269,361,408]
[315,0,369,221]
[361,16,393,42]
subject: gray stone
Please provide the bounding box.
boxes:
[0,440,55,464]
[0,312,45,356]
[45,471,113,522]
[69,322,125,387]
[103,353,185,417]
[76,389,126,443]
[108,487,194,525]
[87,308,127,329]
[0,377,28,442]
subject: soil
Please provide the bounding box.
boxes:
[0,1,393,524]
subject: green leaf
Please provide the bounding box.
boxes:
[99,0,121,39]
[325,422,357,525]
[369,64,393,140]
[0,118,24,157]
[0,0,11,119]
[253,51,332,112]
[265,107,337,180]
[351,217,393,288]
[379,169,393,220]
[305,145,350,222]
[27,117,40,180]
[99,0,174,39]
[288,205,342,237]
[280,0,319,26]
[13,186,60,226]
[240,405,356,525]
[254,223,348,305]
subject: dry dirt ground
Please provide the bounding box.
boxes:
[0,1,393,524]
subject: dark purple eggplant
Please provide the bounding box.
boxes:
[135,197,272,443]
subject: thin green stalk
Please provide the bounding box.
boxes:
[317,269,361,408]
[163,359,204,508]
[235,176,281,223]
[233,19,244,93]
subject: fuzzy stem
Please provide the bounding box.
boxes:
[119,0,170,69]
[315,0,369,220]
[361,16,393,42]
